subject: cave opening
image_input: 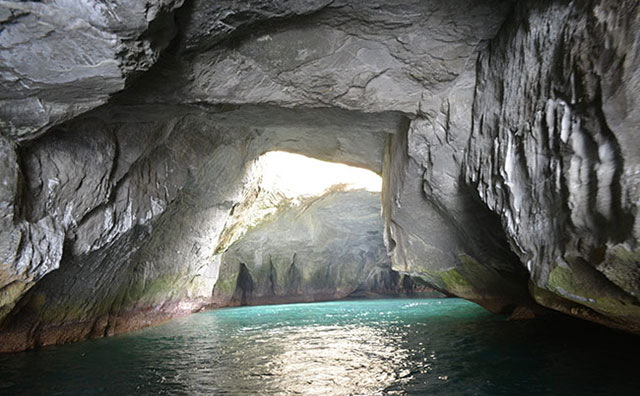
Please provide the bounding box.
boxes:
[257,150,382,197]
[211,150,428,308]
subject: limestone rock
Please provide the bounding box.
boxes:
[382,108,533,313]
[0,0,639,352]
[0,103,404,351]
[178,0,510,114]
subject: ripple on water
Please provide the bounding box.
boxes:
[0,298,638,396]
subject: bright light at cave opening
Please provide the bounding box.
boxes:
[259,151,381,198]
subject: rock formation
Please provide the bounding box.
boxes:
[214,188,435,307]
[0,0,638,351]
[466,0,640,331]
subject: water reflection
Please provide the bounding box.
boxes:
[265,325,409,395]
[0,299,639,396]
[167,318,416,395]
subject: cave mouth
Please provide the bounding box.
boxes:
[212,150,384,255]
[257,150,382,198]
[211,150,425,308]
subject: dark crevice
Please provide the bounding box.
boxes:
[231,263,255,306]
[268,257,277,297]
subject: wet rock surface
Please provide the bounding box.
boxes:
[0,0,638,351]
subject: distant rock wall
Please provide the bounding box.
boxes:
[214,189,437,307]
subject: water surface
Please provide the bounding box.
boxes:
[0,298,637,395]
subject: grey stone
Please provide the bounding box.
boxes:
[0,0,185,140]
[179,0,510,114]
[466,0,640,331]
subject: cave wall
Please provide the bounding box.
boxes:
[381,79,534,313]
[466,0,640,331]
[382,0,640,329]
[0,0,639,351]
[0,113,255,350]
[0,0,185,140]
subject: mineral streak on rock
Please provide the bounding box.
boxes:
[0,0,639,352]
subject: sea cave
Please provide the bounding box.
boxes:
[0,0,639,394]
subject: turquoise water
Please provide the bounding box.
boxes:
[0,298,638,395]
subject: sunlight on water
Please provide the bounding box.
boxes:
[262,325,409,395]
[0,299,638,396]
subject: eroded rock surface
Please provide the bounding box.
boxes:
[466,0,640,331]
[0,0,185,140]
[0,106,402,352]
[382,88,534,313]
[175,0,510,114]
